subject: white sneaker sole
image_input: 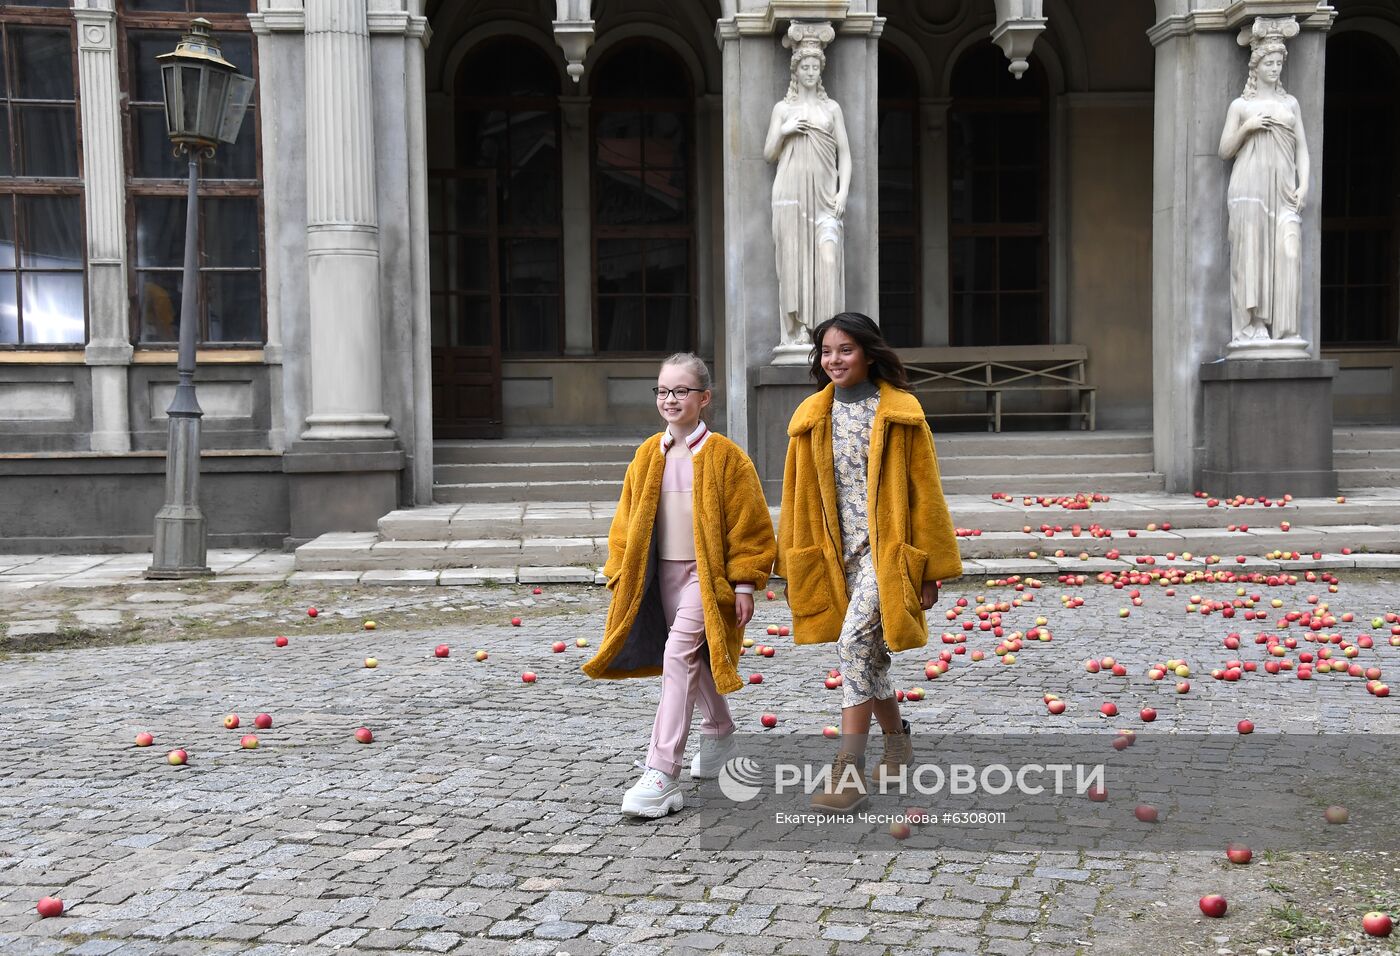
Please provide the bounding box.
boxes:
[621,790,684,819]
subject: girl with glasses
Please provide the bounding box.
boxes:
[583,353,776,819]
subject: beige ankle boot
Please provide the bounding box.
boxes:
[871,719,913,792]
[810,750,869,813]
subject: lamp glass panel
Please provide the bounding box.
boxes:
[199,69,231,142]
[180,66,202,135]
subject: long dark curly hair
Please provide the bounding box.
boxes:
[808,312,909,389]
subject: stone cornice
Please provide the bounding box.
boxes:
[249,9,430,41]
[715,6,882,45]
[1148,3,1335,46]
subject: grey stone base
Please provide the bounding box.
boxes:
[284,439,404,544]
[1199,358,1339,498]
[753,364,819,501]
[0,454,289,554]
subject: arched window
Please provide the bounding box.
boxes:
[878,45,920,347]
[1322,31,1399,345]
[452,37,562,355]
[591,40,694,354]
[948,42,1049,346]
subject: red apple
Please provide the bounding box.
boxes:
[1047,699,1067,715]
[762,646,776,658]
[36,896,63,918]
[766,625,779,635]
[167,749,187,766]
[254,713,272,730]
[521,671,537,683]
[307,607,318,618]
[1236,720,1254,735]
[1087,786,1107,802]
[1226,844,1253,864]
[532,587,543,595]
[1133,804,1159,823]
[760,713,778,728]
[510,617,522,627]
[1324,805,1348,824]
[274,635,289,647]
[824,676,841,690]
[434,644,450,658]
[1176,681,1191,694]
[748,673,763,684]
[1140,707,1157,722]
[552,641,566,653]
[822,725,839,738]
[778,626,791,637]
[1199,894,1228,918]
[766,590,776,600]
[134,732,154,747]
[239,734,259,749]
[1362,913,1393,938]
[354,727,373,744]
[474,650,488,661]
[1099,702,1118,717]
[888,820,911,840]
[223,714,240,730]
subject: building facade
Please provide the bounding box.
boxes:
[1,0,1398,550]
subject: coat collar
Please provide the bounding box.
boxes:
[787,380,925,437]
[661,420,709,454]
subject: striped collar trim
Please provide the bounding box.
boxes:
[661,421,709,454]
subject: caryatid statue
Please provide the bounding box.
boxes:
[1217,17,1311,357]
[765,22,851,364]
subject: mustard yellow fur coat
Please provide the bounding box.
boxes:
[582,432,777,695]
[776,381,962,651]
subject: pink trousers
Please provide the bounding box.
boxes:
[646,559,735,777]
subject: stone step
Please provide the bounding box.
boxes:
[1332,427,1400,451]
[1335,449,1400,468]
[432,451,1159,486]
[383,492,1400,542]
[434,461,628,484]
[296,524,1400,572]
[434,480,626,504]
[434,439,637,465]
[938,472,1167,494]
[1338,468,1400,489]
[931,431,1153,456]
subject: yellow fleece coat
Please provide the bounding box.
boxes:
[776,381,962,651]
[581,432,776,695]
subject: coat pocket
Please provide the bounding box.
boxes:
[898,542,928,617]
[785,545,831,617]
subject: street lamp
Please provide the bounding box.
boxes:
[146,19,255,580]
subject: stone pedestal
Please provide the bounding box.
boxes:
[283,439,404,547]
[1199,358,1338,498]
[752,364,816,501]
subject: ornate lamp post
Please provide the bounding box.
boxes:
[146,19,255,580]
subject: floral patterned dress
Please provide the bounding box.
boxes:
[831,389,893,708]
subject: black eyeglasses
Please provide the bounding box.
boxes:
[653,387,701,400]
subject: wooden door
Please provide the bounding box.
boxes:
[430,171,502,438]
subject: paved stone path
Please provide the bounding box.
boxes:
[0,572,1397,955]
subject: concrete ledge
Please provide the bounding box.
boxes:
[517,566,596,584]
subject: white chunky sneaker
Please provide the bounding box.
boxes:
[620,768,683,819]
[689,732,738,779]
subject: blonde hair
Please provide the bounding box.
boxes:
[659,352,712,391]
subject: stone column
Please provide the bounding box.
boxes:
[75,3,132,453]
[1148,2,1333,492]
[559,95,593,356]
[717,1,882,491]
[301,0,393,440]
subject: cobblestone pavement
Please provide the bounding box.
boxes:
[0,572,1397,956]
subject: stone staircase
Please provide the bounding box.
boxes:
[292,427,1400,576]
[432,430,1165,503]
[1334,427,1400,489]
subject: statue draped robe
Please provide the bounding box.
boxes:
[1226,100,1302,342]
[772,102,844,346]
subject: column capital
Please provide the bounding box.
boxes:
[1148,2,1334,46]
[715,2,882,47]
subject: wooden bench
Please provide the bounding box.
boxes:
[896,345,1096,432]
